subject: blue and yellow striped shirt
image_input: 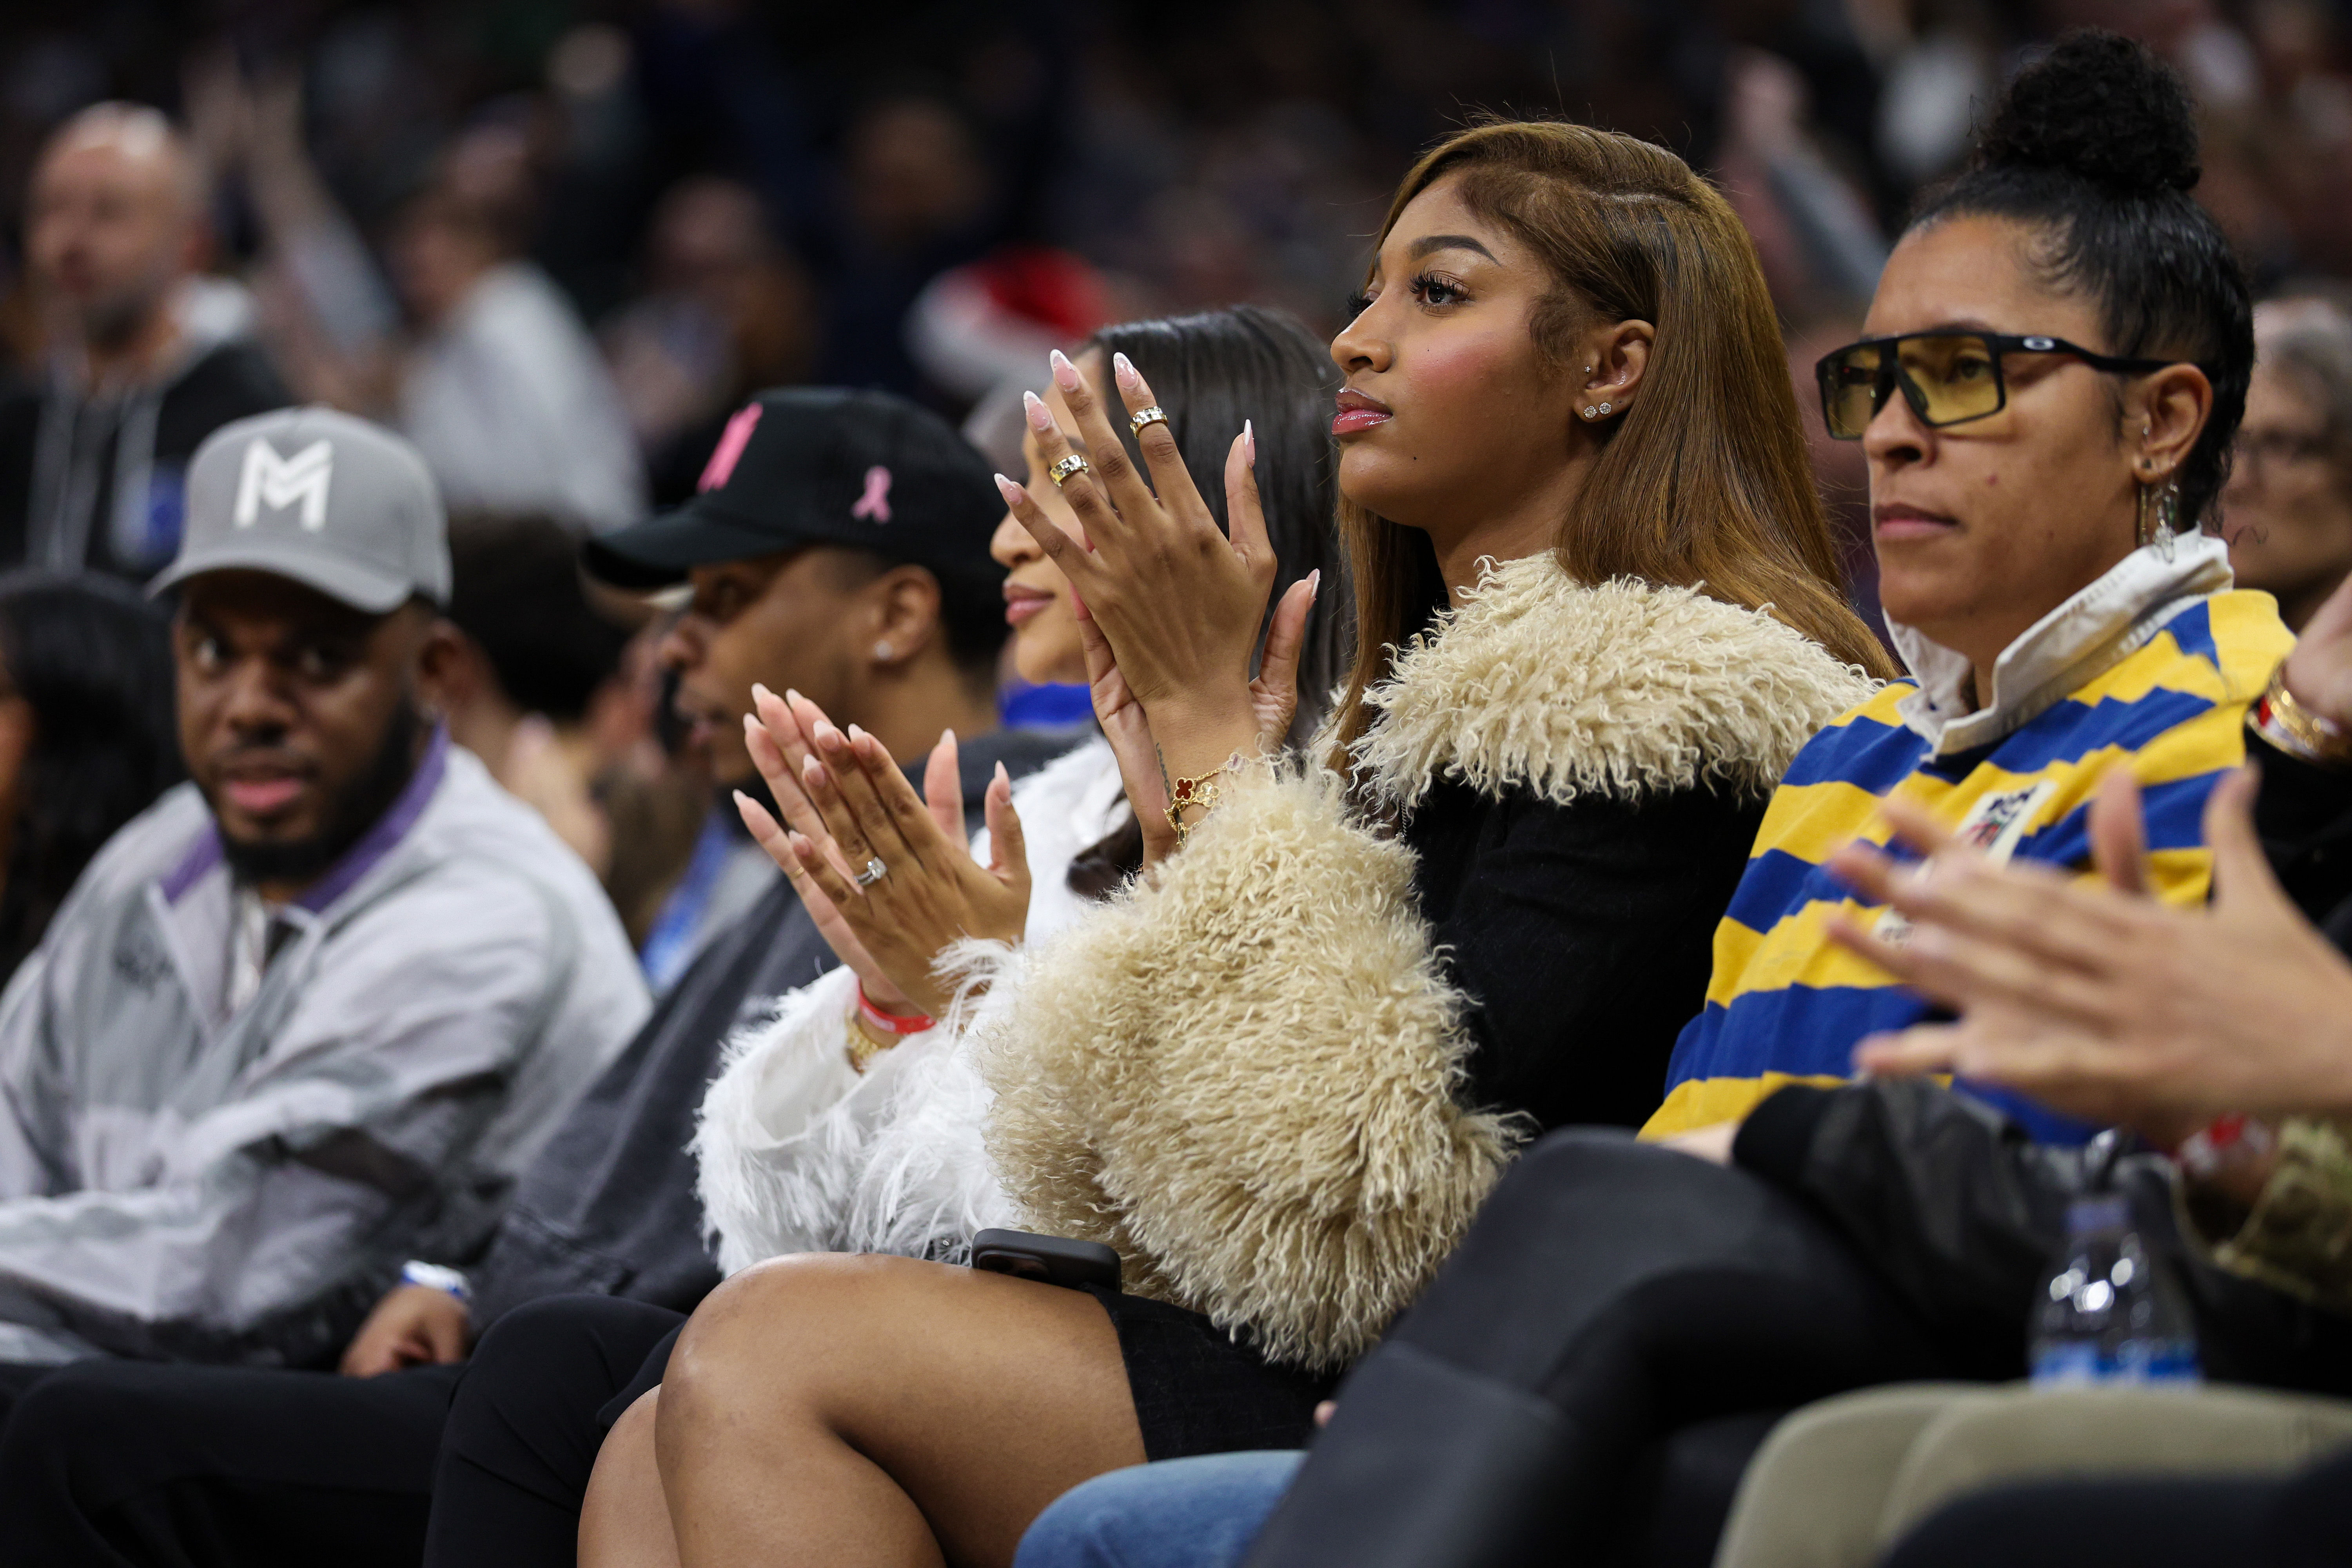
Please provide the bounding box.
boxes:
[1643,589,2293,1139]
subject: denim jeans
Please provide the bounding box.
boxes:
[1015,1452,1306,1568]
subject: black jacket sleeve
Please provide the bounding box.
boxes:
[1733,1080,2352,1390]
[1408,780,1767,1135]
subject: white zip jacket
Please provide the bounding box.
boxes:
[693,735,1123,1272]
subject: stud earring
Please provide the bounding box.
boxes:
[1599,402,1612,415]
[1583,406,1599,418]
[874,641,893,660]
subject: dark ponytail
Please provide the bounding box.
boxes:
[1910,30,2252,528]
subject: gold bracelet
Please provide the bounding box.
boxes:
[2252,661,2352,768]
[1165,770,1226,851]
[844,1006,897,1074]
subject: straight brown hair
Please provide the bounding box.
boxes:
[1328,119,1898,770]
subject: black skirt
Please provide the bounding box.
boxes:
[1084,1287,1342,1462]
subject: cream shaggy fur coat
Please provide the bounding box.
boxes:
[980,553,1880,1372]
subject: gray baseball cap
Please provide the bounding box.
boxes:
[151,407,452,613]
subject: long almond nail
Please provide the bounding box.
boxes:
[1244,419,1256,465]
[1112,351,1140,390]
[1049,348,1080,391]
[995,472,1023,505]
[1023,390,1053,432]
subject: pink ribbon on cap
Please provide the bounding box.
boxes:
[851,465,893,523]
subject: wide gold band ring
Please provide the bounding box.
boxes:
[1047,454,1091,489]
[1128,405,1168,434]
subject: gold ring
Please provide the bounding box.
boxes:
[1048,454,1091,489]
[1128,405,1168,434]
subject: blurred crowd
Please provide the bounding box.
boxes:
[0,8,2350,1567]
[0,0,2348,659]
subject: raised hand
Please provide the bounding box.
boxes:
[737,685,915,1011]
[996,350,1285,793]
[755,713,1032,1020]
[1823,769,2352,1129]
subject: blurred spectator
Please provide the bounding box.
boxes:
[226,65,646,532]
[437,512,637,889]
[600,176,815,503]
[0,103,288,578]
[907,244,1108,406]
[0,570,178,980]
[817,93,1009,394]
[2227,295,2352,630]
[0,405,645,1404]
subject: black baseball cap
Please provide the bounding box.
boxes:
[583,387,1003,594]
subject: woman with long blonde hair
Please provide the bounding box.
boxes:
[578,118,1889,1568]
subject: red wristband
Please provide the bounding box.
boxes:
[857,984,935,1036]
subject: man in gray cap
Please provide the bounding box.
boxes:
[0,406,647,1412]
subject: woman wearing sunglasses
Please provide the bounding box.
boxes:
[1644,26,2290,1140]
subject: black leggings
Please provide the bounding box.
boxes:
[420,1293,684,1568]
[1882,1447,2352,1567]
[1245,1130,1960,1568]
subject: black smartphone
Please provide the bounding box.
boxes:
[969,1229,1122,1292]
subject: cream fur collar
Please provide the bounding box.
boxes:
[1348,551,1879,812]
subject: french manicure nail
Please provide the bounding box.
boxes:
[942,727,956,746]
[783,688,802,705]
[1309,567,1321,596]
[1023,390,1053,432]
[1244,419,1256,465]
[846,724,868,744]
[751,681,772,704]
[1112,351,1139,390]
[995,472,1023,505]
[995,761,1010,786]
[732,789,751,806]
[1049,348,1080,391]
[814,720,842,747]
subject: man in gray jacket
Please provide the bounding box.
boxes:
[0,406,646,1406]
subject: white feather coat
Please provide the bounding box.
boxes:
[692,736,1127,1274]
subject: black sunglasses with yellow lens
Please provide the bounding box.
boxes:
[1815,331,2182,441]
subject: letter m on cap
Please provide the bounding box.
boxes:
[234,439,334,531]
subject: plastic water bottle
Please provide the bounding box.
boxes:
[2029,1194,2201,1385]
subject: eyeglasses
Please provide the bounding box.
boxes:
[1815,331,2183,441]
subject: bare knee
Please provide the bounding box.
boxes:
[662,1253,950,1431]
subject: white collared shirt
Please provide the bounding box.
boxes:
[1888,530,2236,757]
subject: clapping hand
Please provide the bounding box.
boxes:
[995,350,1318,861]
[735,685,1031,1020]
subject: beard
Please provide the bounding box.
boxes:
[220,699,425,892]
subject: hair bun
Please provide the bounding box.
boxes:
[1974,30,2200,195]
